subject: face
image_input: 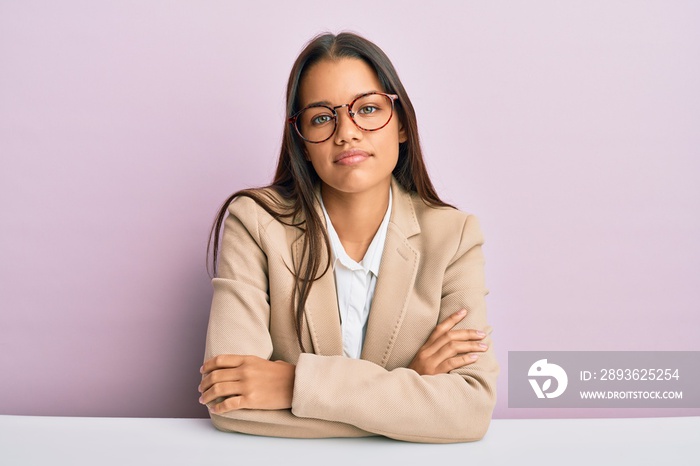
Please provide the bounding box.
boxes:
[297,58,406,198]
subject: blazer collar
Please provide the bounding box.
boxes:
[291,177,421,364]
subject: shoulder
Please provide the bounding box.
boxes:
[410,192,483,238]
[220,188,301,251]
[226,187,295,224]
[407,193,485,256]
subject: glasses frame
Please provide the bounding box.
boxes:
[288,91,400,144]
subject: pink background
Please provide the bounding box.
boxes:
[1,1,698,419]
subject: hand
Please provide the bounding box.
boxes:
[198,354,295,414]
[408,309,488,376]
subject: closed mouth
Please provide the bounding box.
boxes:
[334,149,370,163]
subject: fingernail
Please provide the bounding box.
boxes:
[199,365,204,374]
[457,309,467,316]
[479,343,488,349]
[199,397,204,404]
[476,330,485,337]
[470,354,479,360]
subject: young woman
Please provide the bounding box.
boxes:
[198,32,499,444]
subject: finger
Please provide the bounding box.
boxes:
[209,395,245,414]
[419,327,485,361]
[200,381,244,405]
[427,341,488,372]
[199,368,242,393]
[201,354,246,375]
[435,353,481,374]
[413,339,487,375]
[424,309,467,346]
[429,340,488,367]
[430,328,487,350]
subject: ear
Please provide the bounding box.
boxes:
[398,121,408,144]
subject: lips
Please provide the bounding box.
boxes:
[334,149,371,165]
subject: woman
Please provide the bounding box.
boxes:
[198,32,499,443]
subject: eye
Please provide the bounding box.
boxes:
[310,114,333,126]
[357,105,378,115]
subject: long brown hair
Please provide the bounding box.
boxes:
[207,32,452,352]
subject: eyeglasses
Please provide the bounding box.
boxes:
[288,91,399,144]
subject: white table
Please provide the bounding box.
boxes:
[1,415,697,465]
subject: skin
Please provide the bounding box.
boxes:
[300,58,405,262]
[199,58,488,414]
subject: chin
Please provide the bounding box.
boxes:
[322,174,392,196]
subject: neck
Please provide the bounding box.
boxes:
[321,181,391,262]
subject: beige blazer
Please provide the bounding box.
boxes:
[204,178,499,443]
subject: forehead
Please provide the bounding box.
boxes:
[298,58,383,107]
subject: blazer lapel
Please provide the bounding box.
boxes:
[289,191,344,357]
[361,179,421,367]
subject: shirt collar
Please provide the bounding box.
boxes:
[319,188,392,277]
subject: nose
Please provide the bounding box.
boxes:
[333,104,361,144]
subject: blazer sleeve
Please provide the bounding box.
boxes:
[203,196,374,439]
[290,214,499,443]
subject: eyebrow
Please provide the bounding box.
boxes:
[304,90,380,108]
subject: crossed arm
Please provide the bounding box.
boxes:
[199,309,488,412]
[199,199,498,443]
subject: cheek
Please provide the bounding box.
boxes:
[377,127,402,161]
[305,145,330,169]
[303,142,325,163]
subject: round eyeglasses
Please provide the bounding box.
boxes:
[288,91,399,143]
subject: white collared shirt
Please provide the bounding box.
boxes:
[319,189,392,359]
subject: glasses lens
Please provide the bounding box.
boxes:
[351,93,394,131]
[296,106,335,143]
